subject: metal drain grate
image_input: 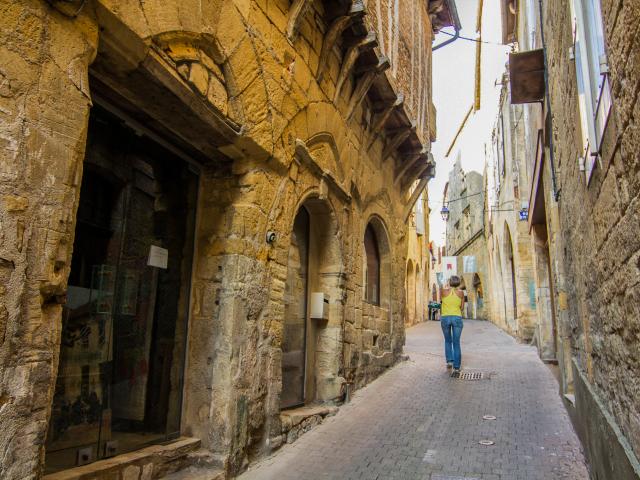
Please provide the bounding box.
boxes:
[451,371,485,380]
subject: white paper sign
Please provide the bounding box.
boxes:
[147,245,168,269]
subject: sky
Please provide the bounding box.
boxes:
[428,0,510,246]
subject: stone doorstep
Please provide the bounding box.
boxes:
[278,404,339,446]
[43,437,200,480]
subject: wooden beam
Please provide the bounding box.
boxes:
[382,122,415,162]
[403,176,429,222]
[394,148,428,185]
[345,55,390,121]
[371,94,403,132]
[366,94,404,150]
[333,31,377,102]
[287,0,314,42]
[316,0,366,82]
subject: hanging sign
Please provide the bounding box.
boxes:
[442,256,457,280]
[463,256,477,273]
[519,207,529,221]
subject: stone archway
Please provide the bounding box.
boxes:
[282,196,344,408]
[406,261,415,325]
[473,273,483,319]
[504,223,518,331]
[415,264,422,323]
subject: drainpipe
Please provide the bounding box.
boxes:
[433,0,462,51]
[538,0,560,201]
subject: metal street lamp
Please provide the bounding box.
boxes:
[440,204,450,221]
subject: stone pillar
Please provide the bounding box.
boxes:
[0,2,97,478]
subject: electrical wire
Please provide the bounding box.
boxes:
[431,190,486,205]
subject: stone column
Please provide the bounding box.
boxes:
[0,2,97,478]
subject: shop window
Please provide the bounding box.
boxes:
[364,224,381,305]
[45,107,198,473]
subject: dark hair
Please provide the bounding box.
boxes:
[449,275,461,287]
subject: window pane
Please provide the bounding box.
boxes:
[364,225,381,305]
[45,108,197,473]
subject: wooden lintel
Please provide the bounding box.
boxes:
[287,0,314,41]
[334,31,377,102]
[382,122,415,161]
[345,56,390,120]
[317,1,366,82]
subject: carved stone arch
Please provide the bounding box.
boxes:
[306,132,346,184]
[364,214,393,311]
[91,4,275,159]
[276,102,352,169]
[151,31,232,116]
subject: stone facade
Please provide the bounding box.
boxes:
[405,187,430,326]
[444,157,489,320]
[0,0,452,478]
[485,75,538,341]
[500,0,640,477]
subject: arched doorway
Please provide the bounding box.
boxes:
[473,273,483,319]
[494,242,508,329]
[281,197,343,409]
[406,261,415,325]
[532,201,558,361]
[415,264,422,323]
[504,223,518,330]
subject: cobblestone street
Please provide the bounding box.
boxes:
[239,320,589,480]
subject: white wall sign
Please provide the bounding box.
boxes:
[147,245,168,269]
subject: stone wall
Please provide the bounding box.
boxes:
[0,0,442,478]
[405,190,430,326]
[542,0,640,472]
[485,78,538,340]
[443,159,490,320]
[445,156,484,255]
[507,0,640,476]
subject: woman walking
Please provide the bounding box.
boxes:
[440,275,465,375]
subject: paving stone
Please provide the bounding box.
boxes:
[236,321,590,480]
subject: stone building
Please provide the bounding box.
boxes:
[443,156,489,320]
[485,74,538,342]
[0,0,457,478]
[405,187,430,326]
[501,0,640,477]
[428,243,444,304]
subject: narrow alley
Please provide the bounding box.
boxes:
[238,321,589,480]
[4,0,640,479]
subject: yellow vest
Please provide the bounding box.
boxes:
[441,290,462,317]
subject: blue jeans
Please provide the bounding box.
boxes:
[441,316,463,369]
